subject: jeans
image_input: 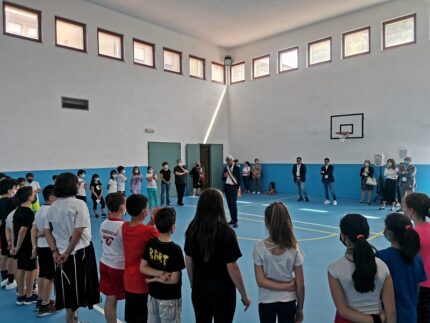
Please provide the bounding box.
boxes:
[398,182,414,203]
[148,296,182,323]
[161,183,171,205]
[253,177,262,192]
[147,188,159,208]
[296,180,308,198]
[225,185,238,223]
[258,301,297,323]
[323,181,337,200]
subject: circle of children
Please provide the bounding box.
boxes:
[0,156,429,323]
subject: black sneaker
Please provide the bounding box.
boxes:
[24,294,39,305]
[38,303,57,317]
[34,299,42,312]
[228,220,235,225]
[305,197,309,202]
[232,222,238,228]
[101,213,107,218]
[297,197,304,201]
[16,295,26,306]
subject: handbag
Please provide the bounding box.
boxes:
[366,176,377,186]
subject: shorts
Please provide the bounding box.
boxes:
[125,292,148,323]
[76,195,87,203]
[148,295,182,323]
[37,247,55,280]
[0,227,10,256]
[17,250,37,271]
[99,262,125,300]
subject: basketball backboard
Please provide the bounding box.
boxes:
[330,113,364,140]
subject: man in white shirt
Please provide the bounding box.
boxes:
[223,155,241,228]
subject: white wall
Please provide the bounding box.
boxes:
[0,0,229,171]
[227,0,430,164]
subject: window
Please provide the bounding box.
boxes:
[308,37,332,66]
[55,17,86,52]
[252,55,270,79]
[383,14,416,50]
[133,39,155,68]
[278,47,298,73]
[211,62,225,84]
[343,27,370,58]
[189,55,205,80]
[164,48,182,74]
[3,2,41,42]
[230,62,245,84]
[97,29,123,61]
[61,97,89,111]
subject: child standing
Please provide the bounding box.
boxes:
[90,174,106,219]
[117,166,127,196]
[131,167,143,194]
[160,162,171,206]
[253,202,304,323]
[140,207,185,323]
[99,193,126,323]
[122,194,158,323]
[25,173,41,212]
[31,185,57,316]
[107,170,118,195]
[404,193,430,322]
[252,158,262,194]
[242,161,251,193]
[76,169,87,202]
[146,167,159,210]
[376,213,426,323]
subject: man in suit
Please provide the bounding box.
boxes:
[292,157,309,202]
[223,155,241,228]
[321,158,337,205]
[397,156,417,211]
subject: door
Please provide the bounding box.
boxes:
[209,144,224,190]
[148,142,181,197]
[200,144,211,188]
[186,144,200,196]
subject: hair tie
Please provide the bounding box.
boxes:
[405,225,412,231]
[356,234,365,240]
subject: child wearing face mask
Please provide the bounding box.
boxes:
[146,166,159,210]
[380,159,398,211]
[376,213,426,323]
[160,162,171,206]
[25,173,41,212]
[117,166,127,196]
[90,174,106,218]
[190,161,204,197]
[131,167,143,195]
[107,170,118,195]
[76,169,87,202]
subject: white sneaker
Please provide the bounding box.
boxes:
[324,200,330,205]
[252,192,256,194]
[333,200,338,206]
[6,280,17,290]
[257,192,261,195]
[1,278,8,288]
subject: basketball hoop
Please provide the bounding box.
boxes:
[336,132,351,143]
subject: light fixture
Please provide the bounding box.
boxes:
[224,55,233,66]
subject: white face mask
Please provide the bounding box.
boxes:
[134,170,139,174]
[95,178,99,182]
[149,170,153,174]
[112,174,117,179]
[387,163,392,167]
[365,163,370,167]
[81,174,86,178]
[178,163,182,167]
[163,166,168,170]
[121,170,125,174]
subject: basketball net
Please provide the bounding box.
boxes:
[337,132,350,143]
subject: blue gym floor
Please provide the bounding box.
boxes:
[0,193,391,323]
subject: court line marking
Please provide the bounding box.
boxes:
[237,195,296,208]
[237,233,337,243]
[94,304,124,323]
[299,208,329,213]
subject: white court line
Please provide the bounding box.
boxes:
[299,208,329,213]
[363,215,381,220]
[237,201,253,204]
[94,304,124,323]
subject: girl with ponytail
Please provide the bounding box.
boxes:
[376,213,426,323]
[253,202,305,323]
[404,192,430,322]
[328,214,396,323]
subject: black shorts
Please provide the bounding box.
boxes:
[0,226,10,256]
[125,292,148,323]
[76,195,87,203]
[17,249,37,271]
[37,247,54,280]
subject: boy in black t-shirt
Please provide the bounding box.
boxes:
[160,162,172,206]
[140,207,185,322]
[11,186,38,305]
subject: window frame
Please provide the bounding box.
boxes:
[55,16,87,53]
[278,46,299,74]
[342,26,371,59]
[189,55,206,80]
[3,1,42,43]
[230,61,246,84]
[163,47,182,75]
[308,36,332,67]
[211,62,225,84]
[133,38,155,69]
[97,28,124,62]
[252,54,270,80]
[382,13,416,50]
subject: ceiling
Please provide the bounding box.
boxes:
[85,0,391,48]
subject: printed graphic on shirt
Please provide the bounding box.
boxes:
[148,247,169,267]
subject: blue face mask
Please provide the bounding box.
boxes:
[404,160,409,165]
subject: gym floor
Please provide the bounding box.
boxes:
[0,193,390,323]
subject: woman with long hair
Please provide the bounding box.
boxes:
[184,188,251,323]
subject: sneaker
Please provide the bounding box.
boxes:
[257,192,261,195]
[5,280,17,290]
[390,206,395,212]
[101,213,107,218]
[396,208,403,213]
[228,220,235,225]
[24,294,39,305]
[232,222,238,228]
[1,278,8,288]
[305,197,309,202]
[333,200,338,206]
[16,295,26,305]
[379,206,385,210]
[34,299,42,312]
[252,191,256,194]
[395,202,401,207]
[38,303,57,317]
[297,197,304,201]
[324,200,330,205]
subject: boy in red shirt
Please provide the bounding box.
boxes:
[122,194,159,323]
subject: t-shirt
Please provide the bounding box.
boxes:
[415,222,430,288]
[242,166,251,176]
[45,197,92,254]
[90,182,102,198]
[26,181,41,201]
[253,240,304,303]
[100,217,124,270]
[146,173,158,189]
[0,197,16,230]
[107,179,117,194]
[376,247,426,323]
[122,222,159,294]
[184,223,242,290]
[143,238,185,300]
[160,169,171,182]
[174,166,187,185]
[13,206,35,254]
[328,255,390,314]
[34,204,51,248]
[131,174,143,186]
[6,209,15,231]
[117,174,127,192]
[252,164,262,178]
[77,178,86,196]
